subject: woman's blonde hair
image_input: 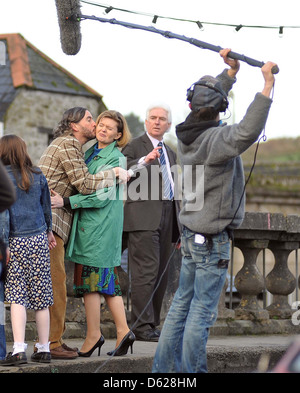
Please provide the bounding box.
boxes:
[96,110,131,148]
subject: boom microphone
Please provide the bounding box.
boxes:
[79,14,279,74]
[55,0,82,55]
[54,0,279,74]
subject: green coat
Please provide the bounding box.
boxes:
[65,141,125,268]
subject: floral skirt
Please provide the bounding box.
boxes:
[5,232,53,310]
[73,264,122,297]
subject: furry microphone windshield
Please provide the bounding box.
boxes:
[55,0,82,55]
[53,0,279,74]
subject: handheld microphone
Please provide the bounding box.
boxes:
[121,164,149,183]
[127,169,135,178]
[55,0,82,55]
[115,166,147,184]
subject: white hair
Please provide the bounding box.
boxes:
[145,102,172,123]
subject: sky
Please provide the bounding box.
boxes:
[1,0,300,140]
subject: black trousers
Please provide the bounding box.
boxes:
[127,201,174,333]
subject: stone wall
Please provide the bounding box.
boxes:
[3,88,105,164]
[246,188,300,216]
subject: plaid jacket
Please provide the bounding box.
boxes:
[39,135,114,244]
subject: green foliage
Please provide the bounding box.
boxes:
[125,112,144,138]
[242,137,300,165]
[243,137,300,192]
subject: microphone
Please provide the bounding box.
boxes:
[55,0,82,55]
[127,169,135,178]
[53,3,279,75]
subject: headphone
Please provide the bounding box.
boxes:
[186,79,229,113]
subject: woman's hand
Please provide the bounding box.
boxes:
[113,167,131,183]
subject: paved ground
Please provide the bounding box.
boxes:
[0,334,297,374]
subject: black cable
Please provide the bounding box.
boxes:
[80,0,300,32]
[94,79,275,371]
[228,82,275,306]
[93,235,181,373]
[230,81,275,227]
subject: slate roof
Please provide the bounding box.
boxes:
[0,33,103,121]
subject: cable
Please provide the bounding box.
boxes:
[93,235,181,373]
[228,81,275,230]
[228,83,275,306]
[129,236,181,333]
[94,162,180,371]
[93,79,274,371]
[80,0,300,33]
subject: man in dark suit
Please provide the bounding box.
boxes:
[122,103,180,342]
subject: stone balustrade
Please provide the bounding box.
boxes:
[6,212,300,342]
[222,212,300,321]
[61,212,300,338]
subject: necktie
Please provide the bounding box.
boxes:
[158,142,174,200]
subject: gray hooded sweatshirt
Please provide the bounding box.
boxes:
[176,69,273,234]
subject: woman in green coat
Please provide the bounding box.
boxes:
[51,110,134,357]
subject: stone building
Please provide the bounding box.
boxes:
[0,33,106,164]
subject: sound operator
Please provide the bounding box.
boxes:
[153,48,277,373]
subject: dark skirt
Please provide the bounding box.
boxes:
[73,264,122,297]
[5,232,53,310]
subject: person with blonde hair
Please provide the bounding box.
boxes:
[51,110,135,356]
[39,107,129,359]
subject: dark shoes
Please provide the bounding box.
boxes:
[31,351,51,363]
[0,351,52,366]
[0,341,78,366]
[50,344,78,359]
[78,335,105,357]
[0,351,27,366]
[107,331,136,356]
[134,328,160,342]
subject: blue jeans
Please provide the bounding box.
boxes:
[152,227,230,373]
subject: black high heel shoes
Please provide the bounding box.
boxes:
[78,335,105,357]
[107,330,136,356]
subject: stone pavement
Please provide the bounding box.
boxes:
[0,334,296,374]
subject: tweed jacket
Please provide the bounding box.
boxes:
[39,134,114,244]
